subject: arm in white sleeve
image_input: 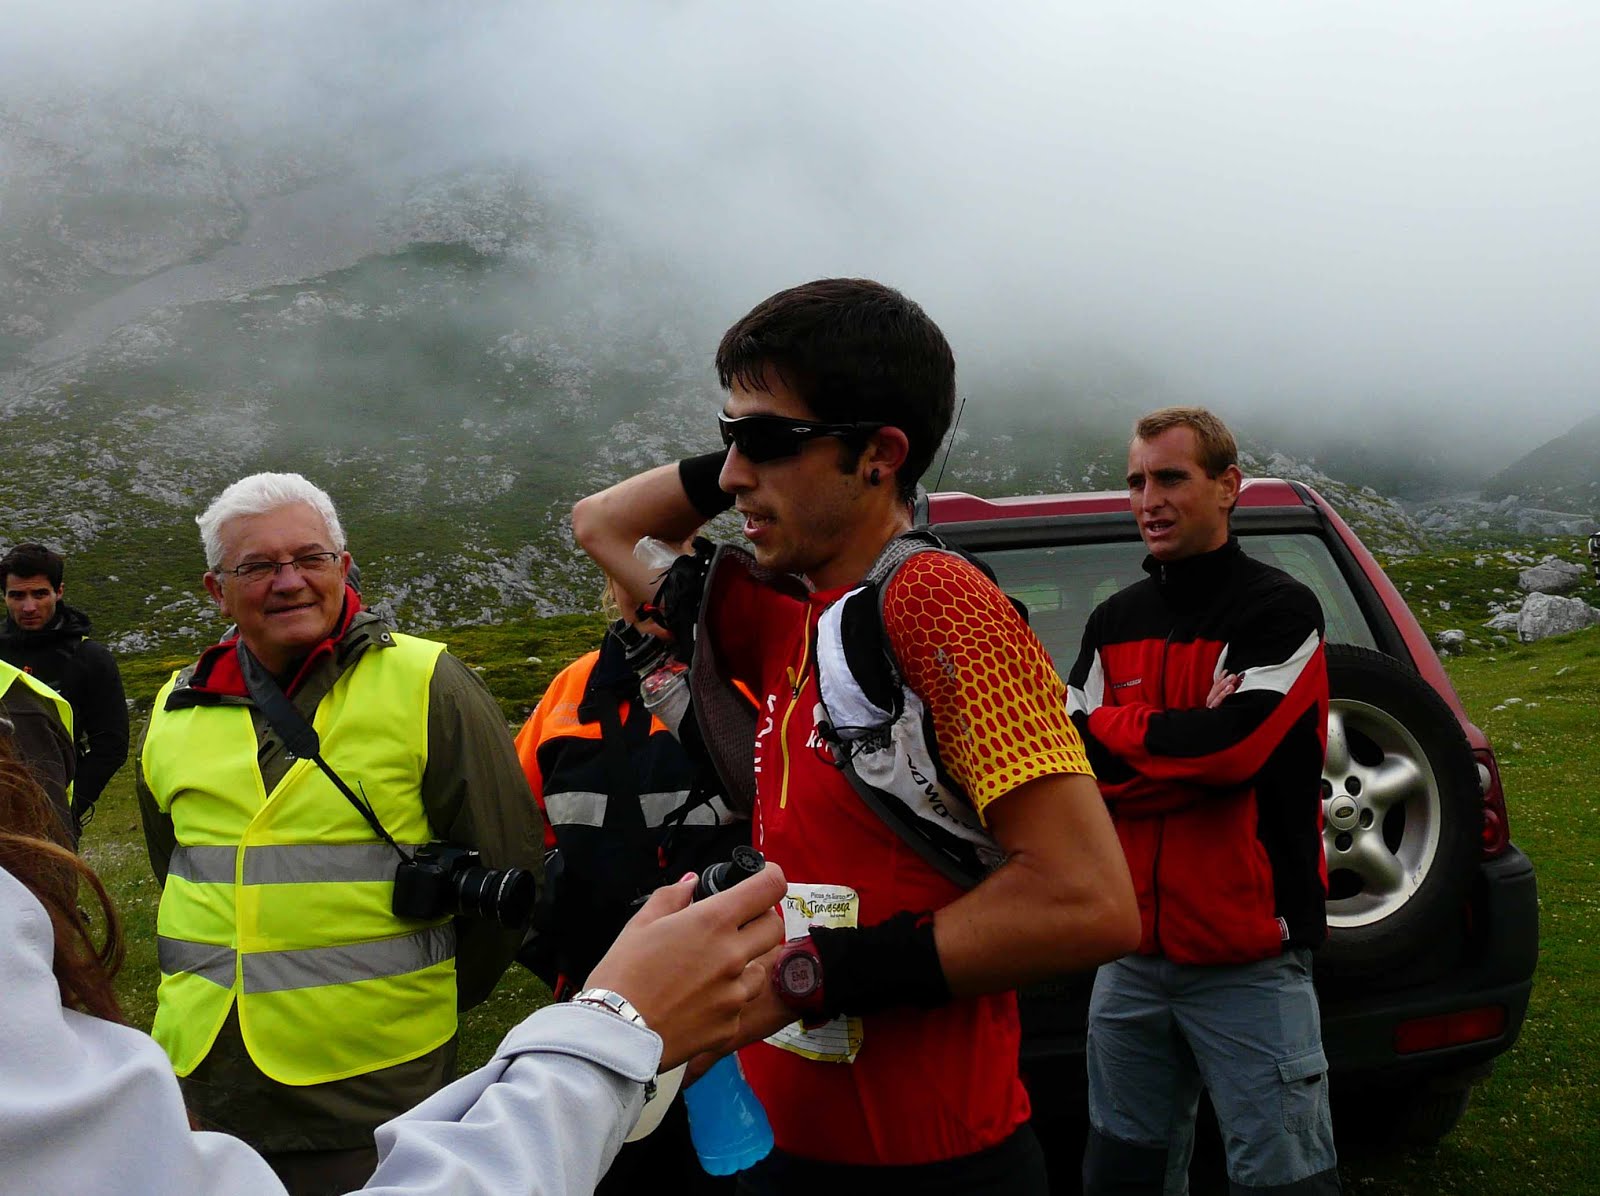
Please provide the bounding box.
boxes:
[1,865,660,1196]
[362,1002,662,1196]
[0,866,287,1195]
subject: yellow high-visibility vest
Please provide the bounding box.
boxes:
[0,660,75,804]
[143,633,456,1086]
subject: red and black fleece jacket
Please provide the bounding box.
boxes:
[1066,538,1330,964]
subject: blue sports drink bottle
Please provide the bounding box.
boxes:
[682,845,775,1174]
[682,1052,774,1175]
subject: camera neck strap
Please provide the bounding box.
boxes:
[235,640,414,866]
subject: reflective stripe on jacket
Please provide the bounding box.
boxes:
[142,633,456,1085]
[515,635,745,988]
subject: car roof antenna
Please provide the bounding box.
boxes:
[931,394,967,494]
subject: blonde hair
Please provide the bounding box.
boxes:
[600,576,626,622]
[1132,407,1238,478]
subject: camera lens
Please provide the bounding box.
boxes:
[450,863,537,928]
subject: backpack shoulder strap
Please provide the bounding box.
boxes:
[819,531,1007,890]
[684,544,806,817]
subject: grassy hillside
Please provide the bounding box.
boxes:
[5,212,1447,656]
[1482,410,1600,513]
[1376,537,1595,649]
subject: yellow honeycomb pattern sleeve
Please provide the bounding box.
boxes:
[883,552,1094,823]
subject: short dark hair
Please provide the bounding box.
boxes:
[1,543,64,589]
[714,278,956,501]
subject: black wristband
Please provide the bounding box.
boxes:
[678,449,734,519]
[808,910,951,1018]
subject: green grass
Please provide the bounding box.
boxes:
[434,611,610,724]
[79,606,1600,1189]
[1376,537,1594,646]
[1332,624,1600,1194]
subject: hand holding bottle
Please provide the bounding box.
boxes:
[587,859,786,1070]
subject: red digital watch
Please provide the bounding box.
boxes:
[771,935,827,1019]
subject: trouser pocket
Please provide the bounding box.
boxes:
[1276,1044,1330,1133]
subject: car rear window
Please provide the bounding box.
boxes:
[975,533,1378,679]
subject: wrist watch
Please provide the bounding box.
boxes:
[772,935,827,1018]
[569,988,658,1101]
[569,987,651,1032]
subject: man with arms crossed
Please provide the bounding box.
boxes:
[575,278,1139,1194]
[1069,407,1338,1195]
[138,473,542,1196]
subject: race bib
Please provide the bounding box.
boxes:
[765,882,864,1063]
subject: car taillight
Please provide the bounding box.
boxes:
[1475,749,1511,858]
[1394,1005,1507,1054]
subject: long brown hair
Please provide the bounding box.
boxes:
[0,733,126,1023]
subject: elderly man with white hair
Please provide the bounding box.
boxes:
[136,472,543,1196]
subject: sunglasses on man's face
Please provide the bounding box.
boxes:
[717,413,888,464]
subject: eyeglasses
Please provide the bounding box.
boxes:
[217,551,342,585]
[718,414,887,464]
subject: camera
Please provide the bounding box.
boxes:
[393,842,537,929]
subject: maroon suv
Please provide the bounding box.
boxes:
[918,479,1538,1164]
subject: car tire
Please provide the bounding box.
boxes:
[1315,644,1480,984]
[1335,1082,1474,1149]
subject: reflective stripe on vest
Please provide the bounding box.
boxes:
[169,841,432,885]
[158,923,455,993]
[142,633,456,1086]
[245,924,454,993]
[157,936,235,986]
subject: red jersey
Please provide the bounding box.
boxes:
[716,551,1092,1166]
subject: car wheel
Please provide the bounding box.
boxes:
[1315,644,1480,983]
[1336,1082,1474,1149]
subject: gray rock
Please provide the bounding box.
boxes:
[1435,629,1468,654]
[1482,611,1522,633]
[1517,557,1587,596]
[1517,592,1600,642]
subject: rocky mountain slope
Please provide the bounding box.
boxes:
[0,100,1584,656]
[1480,410,1600,516]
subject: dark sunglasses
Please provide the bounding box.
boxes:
[717,414,887,464]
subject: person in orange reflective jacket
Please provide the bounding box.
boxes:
[516,613,748,1194]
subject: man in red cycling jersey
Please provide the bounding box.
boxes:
[574,278,1138,1194]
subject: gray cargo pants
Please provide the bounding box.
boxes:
[1082,950,1339,1196]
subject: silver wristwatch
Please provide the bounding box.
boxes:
[569,988,657,1099]
[569,987,651,1032]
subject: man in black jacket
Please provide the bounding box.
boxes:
[1,544,129,835]
[1069,408,1336,1196]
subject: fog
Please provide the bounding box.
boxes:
[5,0,1598,470]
